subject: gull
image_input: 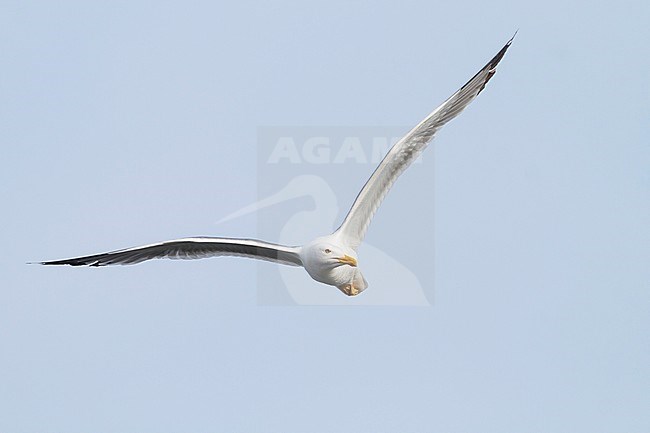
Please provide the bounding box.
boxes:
[39,35,514,296]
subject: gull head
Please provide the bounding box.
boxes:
[300,236,368,296]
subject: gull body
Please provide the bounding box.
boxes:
[300,235,366,296]
[39,35,515,296]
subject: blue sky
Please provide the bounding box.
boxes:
[1,0,649,432]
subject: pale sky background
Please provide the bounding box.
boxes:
[1,0,649,432]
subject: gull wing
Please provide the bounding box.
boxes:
[39,237,303,267]
[335,35,514,248]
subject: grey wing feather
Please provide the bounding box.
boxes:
[40,237,303,267]
[335,35,514,248]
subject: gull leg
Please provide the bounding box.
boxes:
[337,284,361,296]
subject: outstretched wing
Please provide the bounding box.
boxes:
[39,237,303,267]
[335,35,514,248]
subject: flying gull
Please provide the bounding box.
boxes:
[39,35,515,296]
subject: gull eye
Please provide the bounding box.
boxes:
[324,248,331,254]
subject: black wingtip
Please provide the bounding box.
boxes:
[35,259,90,266]
[509,29,518,45]
[472,33,515,95]
[488,32,516,70]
